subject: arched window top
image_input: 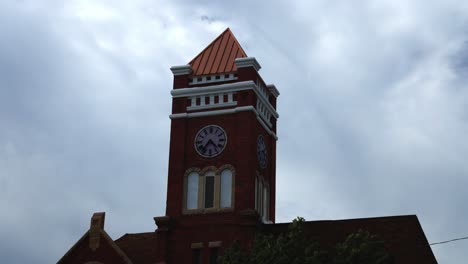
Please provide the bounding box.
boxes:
[183,165,235,214]
[187,171,199,210]
[205,170,215,176]
[201,166,217,175]
[184,167,202,176]
[221,168,232,177]
[218,164,235,174]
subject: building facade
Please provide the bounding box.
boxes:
[58,28,437,264]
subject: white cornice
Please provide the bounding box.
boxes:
[170,65,192,75]
[171,81,279,119]
[170,106,278,140]
[172,81,254,98]
[234,57,261,71]
[187,101,238,111]
[267,84,280,98]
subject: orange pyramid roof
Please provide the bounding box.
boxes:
[189,28,247,76]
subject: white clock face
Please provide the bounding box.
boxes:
[195,125,227,158]
[257,135,267,168]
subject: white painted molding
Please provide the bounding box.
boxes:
[235,57,261,71]
[170,106,278,140]
[171,81,279,119]
[170,65,192,75]
[187,101,237,111]
[170,106,253,119]
[189,73,237,85]
[172,81,254,98]
[267,84,280,98]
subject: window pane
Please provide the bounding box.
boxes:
[187,172,199,209]
[205,175,215,208]
[210,248,219,264]
[192,249,201,264]
[255,176,258,210]
[258,180,263,216]
[220,169,232,208]
[263,185,268,221]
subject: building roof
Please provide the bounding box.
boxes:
[115,232,159,264]
[189,28,247,76]
[262,215,437,264]
[107,215,436,264]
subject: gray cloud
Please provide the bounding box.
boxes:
[1,0,468,263]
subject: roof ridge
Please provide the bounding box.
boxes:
[189,28,232,64]
[189,28,248,76]
[273,215,418,225]
[116,232,156,241]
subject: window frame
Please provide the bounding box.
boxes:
[183,165,235,214]
[255,173,270,222]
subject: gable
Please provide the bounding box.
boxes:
[58,231,132,264]
[189,28,247,76]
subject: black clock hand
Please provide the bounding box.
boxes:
[204,139,215,148]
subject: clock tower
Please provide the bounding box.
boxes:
[155,28,280,263]
[58,27,438,264]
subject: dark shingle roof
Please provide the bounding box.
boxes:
[112,215,437,264]
[261,215,437,264]
[115,232,159,264]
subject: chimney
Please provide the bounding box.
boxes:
[89,212,105,251]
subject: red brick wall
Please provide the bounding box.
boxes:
[58,234,128,264]
[162,67,278,262]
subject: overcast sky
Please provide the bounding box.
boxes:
[1,0,468,263]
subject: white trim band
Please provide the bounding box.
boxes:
[189,73,237,85]
[171,81,279,119]
[235,57,261,71]
[267,84,280,98]
[170,65,192,75]
[170,106,278,140]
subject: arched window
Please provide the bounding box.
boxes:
[255,174,270,222]
[187,171,199,210]
[220,169,232,208]
[204,171,215,208]
[184,166,235,213]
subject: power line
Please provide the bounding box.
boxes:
[430,236,468,246]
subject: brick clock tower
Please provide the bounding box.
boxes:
[154,28,280,263]
[58,28,438,264]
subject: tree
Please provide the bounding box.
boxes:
[221,217,392,264]
[333,229,392,264]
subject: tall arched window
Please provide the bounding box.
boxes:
[184,166,235,213]
[187,171,199,210]
[220,169,232,208]
[255,174,270,222]
[204,171,215,208]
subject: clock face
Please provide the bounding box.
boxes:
[257,135,267,168]
[194,125,227,158]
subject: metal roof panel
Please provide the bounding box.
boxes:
[189,28,247,76]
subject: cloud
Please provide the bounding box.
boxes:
[1,0,468,263]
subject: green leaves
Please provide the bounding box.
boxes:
[334,230,392,264]
[221,217,392,264]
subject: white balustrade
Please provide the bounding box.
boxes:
[187,92,237,111]
[189,73,237,85]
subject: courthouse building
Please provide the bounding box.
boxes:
[58,28,437,264]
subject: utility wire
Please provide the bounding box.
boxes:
[430,236,468,246]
